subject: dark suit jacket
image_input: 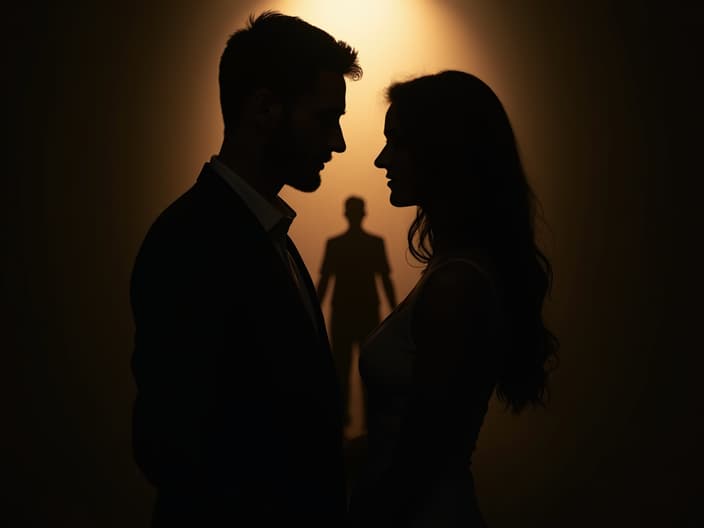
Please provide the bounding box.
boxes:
[130,164,347,526]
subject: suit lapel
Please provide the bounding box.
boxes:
[197,165,341,426]
[286,236,331,350]
[197,165,328,348]
[287,235,341,417]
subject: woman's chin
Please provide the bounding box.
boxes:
[389,192,414,208]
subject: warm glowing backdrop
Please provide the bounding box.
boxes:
[5,1,702,526]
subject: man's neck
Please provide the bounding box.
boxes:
[218,138,283,203]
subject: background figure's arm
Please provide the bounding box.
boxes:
[317,240,333,304]
[380,272,397,309]
[317,271,331,304]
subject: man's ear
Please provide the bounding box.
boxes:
[248,88,283,131]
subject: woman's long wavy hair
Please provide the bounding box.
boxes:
[387,70,558,414]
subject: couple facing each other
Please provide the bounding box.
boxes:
[130,10,558,528]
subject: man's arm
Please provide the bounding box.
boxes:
[130,227,222,488]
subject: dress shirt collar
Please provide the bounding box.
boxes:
[208,155,296,235]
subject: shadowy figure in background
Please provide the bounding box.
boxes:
[348,71,559,527]
[317,196,397,429]
[130,11,361,527]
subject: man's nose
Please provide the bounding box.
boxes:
[329,122,346,153]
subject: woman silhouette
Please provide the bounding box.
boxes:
[348,70,558,527]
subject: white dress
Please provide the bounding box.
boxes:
[349,256,501,527]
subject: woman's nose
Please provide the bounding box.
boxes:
[374,145,388,168]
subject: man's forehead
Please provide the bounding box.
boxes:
[306,71,346,110]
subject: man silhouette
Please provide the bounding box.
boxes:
[318,196,396,430]
[129,12,361,527]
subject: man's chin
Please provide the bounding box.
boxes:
[287,173,322,193]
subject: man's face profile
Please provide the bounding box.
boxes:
[271,71,347,192]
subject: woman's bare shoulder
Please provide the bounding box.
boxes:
[414,256,497,324]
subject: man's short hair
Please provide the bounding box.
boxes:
[345,196,365,215]
[219,11,362,134]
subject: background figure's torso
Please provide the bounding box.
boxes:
[323,231,390,340]
[323,231,389,311]
[356,256,499,526]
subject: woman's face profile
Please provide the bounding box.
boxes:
[375,105,424,207]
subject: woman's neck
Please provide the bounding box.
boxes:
[425,213,487,263]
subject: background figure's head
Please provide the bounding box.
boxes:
[344,195,366,227]
[219,11,362,192]
[377,70,558,413]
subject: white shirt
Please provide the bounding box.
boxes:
[208,155,320,335]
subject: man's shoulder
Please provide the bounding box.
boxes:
[135,170,260,266]
[326,232,348,246]
[148,170,252,235]
[366,232,384,243]
[358,231,385,249]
